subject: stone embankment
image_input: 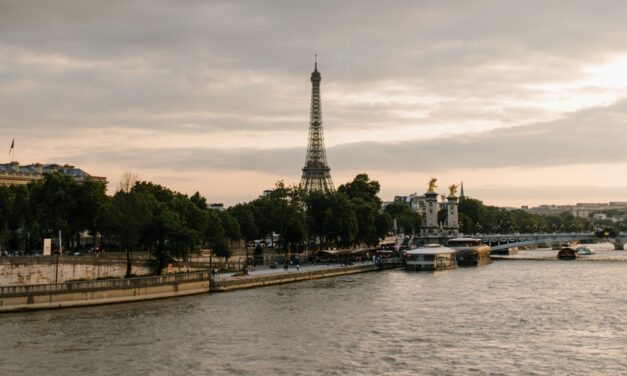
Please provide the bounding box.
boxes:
[0,263,399,313]
[211,263,397,292]
[0,271,211,313]
[0,256,153,286]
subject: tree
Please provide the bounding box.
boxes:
[213,236,232,262]
[190,191,208,210]
[72,178,106,249]
[29,173,77,249]
[252,181,307,256]
[229,204,258,246]
[338,174,388,247]
[338,173,382,207]
[220,211,241,247]
[205,209,225,248]
[102,189,152,277]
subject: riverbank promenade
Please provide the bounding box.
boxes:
[215,260,376,279]
[0,260,399,312]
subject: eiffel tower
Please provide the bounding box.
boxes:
[300,57,335,193]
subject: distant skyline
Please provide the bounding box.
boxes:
[2,1,627,207]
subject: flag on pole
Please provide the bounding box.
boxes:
[8,138,14,155]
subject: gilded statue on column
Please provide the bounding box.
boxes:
[449,184,458,197]
[427,178,437,193]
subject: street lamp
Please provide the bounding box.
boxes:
[475,223,482,235]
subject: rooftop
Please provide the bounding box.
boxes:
[0,162,105,183]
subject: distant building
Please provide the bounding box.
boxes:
[522,202,627,218]
[0,161,106,186]
[209,203,225,211]
[392,193,428,214]
[261,190,274,198]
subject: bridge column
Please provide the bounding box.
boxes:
[445,194,459,237]
[421,190,440,238]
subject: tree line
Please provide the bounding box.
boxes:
[0,171,594,269]
[0,173,399,263]
[455,197,592,234]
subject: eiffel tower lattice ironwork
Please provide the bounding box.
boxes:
[300,57,335,193]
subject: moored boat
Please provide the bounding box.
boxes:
[447,237,492,267]
[404,244,457,271]
[575,245,594,256]
[557,247,578,260]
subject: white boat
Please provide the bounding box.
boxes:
[404,244,457,271]
[447,237,492,267]
[576,246,594,255]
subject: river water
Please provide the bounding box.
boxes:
[2,261,627,375]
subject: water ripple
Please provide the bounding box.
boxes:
[2,261,627,375]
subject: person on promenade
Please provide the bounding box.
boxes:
[284,262,288,271]
[296,263,300,271]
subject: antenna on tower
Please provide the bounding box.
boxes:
[314,54,318,70]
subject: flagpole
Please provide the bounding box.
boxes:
[9,138,15,162]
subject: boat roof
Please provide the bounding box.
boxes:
[448,237,482,242]
[406,246,456,255]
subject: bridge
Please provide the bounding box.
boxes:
[476,232,627,252]
[412,232,627,252]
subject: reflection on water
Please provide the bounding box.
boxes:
[2,261,627,375]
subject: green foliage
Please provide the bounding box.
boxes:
[0,171,367,269]
[596,227,617,238]
[220,211,241,244]
[339,174,389,246]
[458,196,591,234]
[384,202,423,235]
[213,236,232,261]
[228,204,258,242]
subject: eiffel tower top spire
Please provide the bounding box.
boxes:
[300,57,334,193]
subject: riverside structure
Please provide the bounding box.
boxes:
[0,260,399,312]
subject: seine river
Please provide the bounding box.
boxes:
[2,260,627,375]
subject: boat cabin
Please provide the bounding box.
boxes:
[557,247,578,260]
[404,245,457,271]
[447,237,492,267]
[447,237,484,247]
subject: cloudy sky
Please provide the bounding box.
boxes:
[2,1,627,207]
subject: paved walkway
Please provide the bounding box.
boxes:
[213,261,376,280]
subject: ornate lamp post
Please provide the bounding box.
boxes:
[475,223,483,235]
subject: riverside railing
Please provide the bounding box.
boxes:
[0,271,212,297]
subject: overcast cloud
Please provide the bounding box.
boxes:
[2,1,627,206]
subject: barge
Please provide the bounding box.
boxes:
[447,237,492,267]
[404,245,457,271]
[557,247,578,260]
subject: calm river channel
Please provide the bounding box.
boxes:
[2,261,627,375]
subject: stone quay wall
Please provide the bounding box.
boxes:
[0,256,153,286]
[211,263,395,292]
[0,271,212,312]
[0,263,400,313]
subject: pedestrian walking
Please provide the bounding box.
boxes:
[296,263,300,271]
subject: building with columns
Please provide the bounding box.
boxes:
[0,162,106,186]
[521,202,627,218]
